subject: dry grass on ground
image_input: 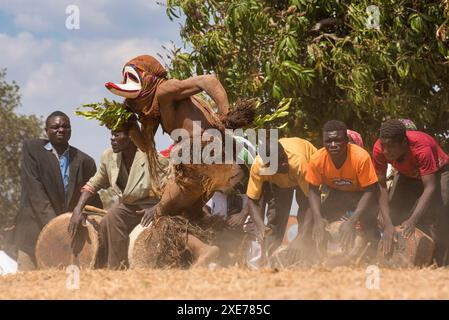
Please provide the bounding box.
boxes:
[1,266,449,300]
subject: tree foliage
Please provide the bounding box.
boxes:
[0,69,43,240]
[164,0,449,148]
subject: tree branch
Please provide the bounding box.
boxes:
[307,18,343,35]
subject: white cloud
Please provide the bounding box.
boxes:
[1,0,65,31]
[14,13,52,31]
[23,63,56,96]
[0,32,55,69]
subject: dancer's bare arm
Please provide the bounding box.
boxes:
[158,75,230,115]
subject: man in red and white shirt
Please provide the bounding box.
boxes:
[373,119,449,265]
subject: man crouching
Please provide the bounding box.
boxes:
[306,120,381,263]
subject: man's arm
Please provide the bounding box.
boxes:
[247,197,266,240]
[401,173,437,238]
[348,183,379,222]
[377,174,395,255]
[158,75,230,115]
[83,158,103,209]
[21,141,57,226]
[340,183,379,248]
[245,158,268,238]
[68,152,110,236]
[68,190,95,237]
[309,185,327,246]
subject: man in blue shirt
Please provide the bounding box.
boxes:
[14,111,101,270]
[44,138,70,199]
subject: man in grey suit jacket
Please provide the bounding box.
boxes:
[68,123,171,269]
[14,111,101,270]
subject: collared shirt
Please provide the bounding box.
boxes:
[44,142,70,195]
[85,148,171,207]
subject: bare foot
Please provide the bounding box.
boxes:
[192,245,220,268]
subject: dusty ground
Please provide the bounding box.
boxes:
[1,266,449,299]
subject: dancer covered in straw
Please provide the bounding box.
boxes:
[105,55,254,224]
[104,55,254,267]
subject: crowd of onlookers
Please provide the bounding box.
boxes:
[6,110,449,270]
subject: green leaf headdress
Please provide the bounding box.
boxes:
[75,98,133,130]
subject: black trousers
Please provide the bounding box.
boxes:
[389,168,449,266]
[96,203,145,269]
[262,183,309,252]
[320,188,381,245]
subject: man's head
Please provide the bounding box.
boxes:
[379,119,408,162]
[110,124,136,153]
[323,120,348,159]
[45,111,71,147]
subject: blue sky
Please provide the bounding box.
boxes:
[0,0,184,162]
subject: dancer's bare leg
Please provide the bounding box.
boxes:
[158,180,206,220]
[141,179,206,227]
[187,235,220,268]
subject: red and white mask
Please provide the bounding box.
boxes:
[105,65,142,99]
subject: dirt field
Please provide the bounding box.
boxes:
[1,266,449,299]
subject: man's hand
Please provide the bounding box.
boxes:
[339,219,356,250]
[68,206,86,237]
[138,206,158,227]
[312,217,327,247]
[401,217,416,239]
[380,223,395,256]
[227,211,248,228]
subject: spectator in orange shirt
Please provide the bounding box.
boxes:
[306,120,380,257]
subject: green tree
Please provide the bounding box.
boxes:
[164,0,449,148]
[0,69,43,247]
